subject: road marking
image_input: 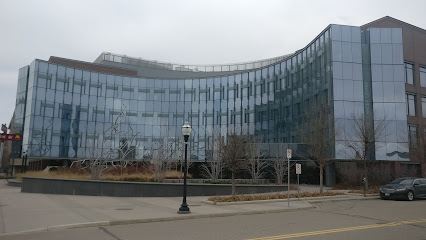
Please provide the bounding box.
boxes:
[245,219,426,240]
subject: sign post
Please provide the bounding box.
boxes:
[0,140,3,169]
[0,124,7,170]
[286,149,292,207]
[296,163,301,200]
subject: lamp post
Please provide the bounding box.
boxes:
[178,121,191,214]
[21,151,27,173]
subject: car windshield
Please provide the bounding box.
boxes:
[390,179,414,185]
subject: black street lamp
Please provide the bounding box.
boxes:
[178,121,191,214]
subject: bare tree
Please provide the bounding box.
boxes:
[220,132,248,195]
[346,112,387,189]
[164,137,183,172]
[200,131,224,182]
[270,158,288,185]
[149,142,169,182]
[200,161,223,182]
[244,135,269,182]
[268,143,292,185]
[144,136,187,181]
[299,104,337,193]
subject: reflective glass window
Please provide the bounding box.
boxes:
[342,42,352,62]
[420,67,426,87]
[405,63,414,85]
[332,41,342,61]
[382,65,394,82]
[383,82,395,102]
[422,96,426,118]
[371,44,382,64]
[392,44,403,65]
[408,125,417,148]
[381,44,392,64]
[406,94,416,116]
[380,28,392,44]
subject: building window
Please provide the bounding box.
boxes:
[405,63,414,85]
[420,66,426,87]
[422,96,426,118]
[406,94,416,116]
[408,125,417,148]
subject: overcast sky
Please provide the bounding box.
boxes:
[1,0,425,129]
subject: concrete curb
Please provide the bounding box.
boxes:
[0,205,315,237]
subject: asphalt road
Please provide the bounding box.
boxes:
[3,199,426,240]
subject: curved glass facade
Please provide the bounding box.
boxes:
[12,24,409,162]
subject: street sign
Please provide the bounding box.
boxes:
[296,163,302,175]
[1,124,7,133]
[0,134,22,141]
[286,149,292,159]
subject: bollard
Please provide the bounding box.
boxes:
[362,177,367,197]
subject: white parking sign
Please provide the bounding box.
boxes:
[296,163,301,175]
[286,149,292,159]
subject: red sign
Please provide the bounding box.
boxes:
[1,124,6,133]
[0,133,22,141]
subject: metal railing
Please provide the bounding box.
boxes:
[96,52,293,73]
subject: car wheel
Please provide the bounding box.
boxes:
[407,191,414,201]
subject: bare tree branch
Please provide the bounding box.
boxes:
[200,129,224,181]
[220,130,248,195]
[244,135,269,182]
[345,112,388,189]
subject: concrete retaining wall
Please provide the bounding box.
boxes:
[21,177,288,197]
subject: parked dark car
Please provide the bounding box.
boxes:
[380,177,426,201]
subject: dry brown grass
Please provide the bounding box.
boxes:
[102,173,155,182]
[164,170,191,179]
[208,191,345,203]
[348,187,379,194]
[17,169,191,182]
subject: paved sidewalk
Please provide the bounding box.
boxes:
[0,180,377,236]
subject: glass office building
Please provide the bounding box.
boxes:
[14,17,424,168]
